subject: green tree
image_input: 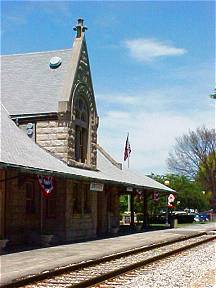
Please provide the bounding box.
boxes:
[167,127,216,208]
[196,152,216,206]
[120,195,128,214]
[150,174,210,211]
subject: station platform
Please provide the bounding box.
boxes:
[1,223,215,286]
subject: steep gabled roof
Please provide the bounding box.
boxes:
[1,49,72,115]
[0,105,174,193]
[1,20,96,117]
[58,24,97,116]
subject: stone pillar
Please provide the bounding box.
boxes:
[142,190,148,230]
[130,192,135,228]
[0,169,6,238]
[97,188,108,235]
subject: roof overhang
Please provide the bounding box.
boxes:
[0,162,175,194]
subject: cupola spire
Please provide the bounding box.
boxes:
[73,18,88,38]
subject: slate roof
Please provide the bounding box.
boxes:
[97,147,174,192]
[1,49,72,115]
[0,106,174,193]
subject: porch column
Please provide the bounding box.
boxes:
[142,190,148,230]
[0,170,6,238]
[130,192,135,227]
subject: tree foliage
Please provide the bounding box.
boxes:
[120,173,210,218]
[197,152,216,202]
[167,127,216,208]
[151,174,210,211]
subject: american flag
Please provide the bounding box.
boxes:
[124,135,131,161]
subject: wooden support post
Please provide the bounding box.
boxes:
[142,190,148,230]
[130,192,135,228]
[40,193,43,234]
[0,169,6,238]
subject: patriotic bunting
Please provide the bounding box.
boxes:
[37,175,54,197]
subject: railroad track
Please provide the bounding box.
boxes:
[3,232,216,288]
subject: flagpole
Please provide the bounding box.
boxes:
[127,132,130,169]
[127,133,130,212]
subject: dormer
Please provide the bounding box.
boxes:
[58,19,99,169]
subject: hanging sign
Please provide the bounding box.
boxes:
[37,175,54,197]
[90,182,104,192]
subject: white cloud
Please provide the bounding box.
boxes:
[98,97,213,175]
[124,38,187,62]
[95,61,212,176]
[97,88,193,114]
[98,93,138,105]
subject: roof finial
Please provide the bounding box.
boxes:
[73,18,88,38]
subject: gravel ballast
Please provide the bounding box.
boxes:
[101,241,216,288]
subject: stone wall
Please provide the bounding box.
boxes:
[4,171,67,245]
[3,170,101,246]
[36,115,98,169]
[5,170,41,245]
[2,169,121,247]
[43,177,67,241]
[65,179,97,241]
[97,190,108,235]
[36,120,69,162]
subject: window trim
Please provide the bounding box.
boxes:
[72,182,82,215]
[46,197,56,218]
[25,181,36,214]
[74,95,89,164]
[72,182,92,216]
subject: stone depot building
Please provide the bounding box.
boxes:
[0,19,173,247]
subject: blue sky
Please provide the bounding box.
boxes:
[1,1,215,174]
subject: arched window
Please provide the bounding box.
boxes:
[74,96,89,163]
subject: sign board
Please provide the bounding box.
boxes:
[168,194,175,203]
[124,215,131,224]
[126,187,133,192]
[167,193,175,208]
[90,182,104,192]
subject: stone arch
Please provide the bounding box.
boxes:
[67,82,98,168]
[71,82,95,117]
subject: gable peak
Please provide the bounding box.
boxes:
[73,18,88,38]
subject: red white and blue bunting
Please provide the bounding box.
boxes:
[37,175,54,197]
[152,191,159,202]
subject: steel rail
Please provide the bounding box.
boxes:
[89,234,216,288]
[2,232,215,288]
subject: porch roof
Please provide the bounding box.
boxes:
[0,106,174,193]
